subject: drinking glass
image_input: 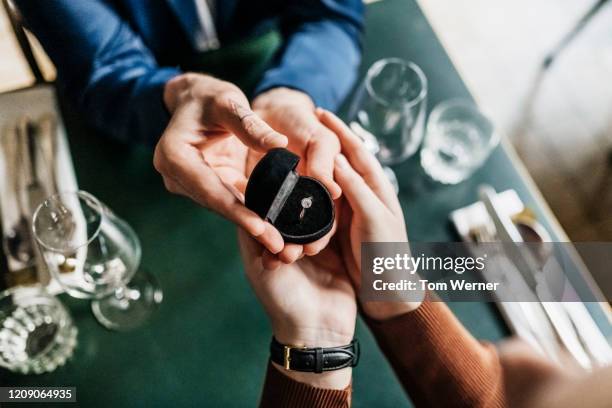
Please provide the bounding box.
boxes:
[32,191,162,331]
[349,58,428,165]
[420,99,499,184]
[0,285,77,374]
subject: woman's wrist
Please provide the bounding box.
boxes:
[273,326,354,349]
[271,326,354,389]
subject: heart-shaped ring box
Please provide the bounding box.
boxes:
[245,148,335,244]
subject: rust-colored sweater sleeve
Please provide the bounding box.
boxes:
[364,298,505,408]
[259,362,352,408]
[258,298,504,407]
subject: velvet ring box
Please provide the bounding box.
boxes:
[245,148,335,244]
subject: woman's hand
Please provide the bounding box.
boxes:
[154,73,288,255]
[238,228,356,389]
[317,109,424,321]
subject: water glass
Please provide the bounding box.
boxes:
[0,286,77,374]
[420,99,498,184]
[349,58,427,165]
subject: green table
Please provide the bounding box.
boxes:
[3,0,609,407]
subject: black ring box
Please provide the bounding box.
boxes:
[245,148,335,244]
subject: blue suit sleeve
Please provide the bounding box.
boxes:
[253,0,364,111]
[14,0,181,145]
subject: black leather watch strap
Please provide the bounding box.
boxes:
[269,337,360,373]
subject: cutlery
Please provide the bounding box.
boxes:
[5,118,35,266]
[479,185,593,369]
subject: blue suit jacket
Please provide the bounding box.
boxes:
[15,0,364,144]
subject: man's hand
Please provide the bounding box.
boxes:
[154,73,288,254]
[252,88,342,263]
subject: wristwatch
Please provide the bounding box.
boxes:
[270,337,360,373]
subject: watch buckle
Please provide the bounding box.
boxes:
[283,344,306,370]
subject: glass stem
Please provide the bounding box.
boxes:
[110,284,138,311]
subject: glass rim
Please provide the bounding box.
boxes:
[365,58,428,108]
[426,98,500,150]
[32,190,104,253]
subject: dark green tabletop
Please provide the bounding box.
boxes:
[2,0,609,407]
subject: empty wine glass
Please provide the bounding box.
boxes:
[0,285,77,374]
[349,58,428,192]
[32,191,162,331]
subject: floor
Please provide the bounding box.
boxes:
[1,1,612,242]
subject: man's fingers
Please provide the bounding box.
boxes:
[237,228,262,262]
[157,138,283,253]
[334,154,383,220]
[306,125,342,199]
[229,205,284,254]
[277,244,303,264]
[221,98,288,151]
[262,249,282,271]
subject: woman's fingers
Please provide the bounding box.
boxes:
[317,108,399,212]
[334,154,384,222]
[305,124,342,199]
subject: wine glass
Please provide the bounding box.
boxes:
[32,191,162,331]
[348,58,428,192]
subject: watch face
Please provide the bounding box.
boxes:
[245,148,335,244]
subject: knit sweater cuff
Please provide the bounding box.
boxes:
[260,362,351,408]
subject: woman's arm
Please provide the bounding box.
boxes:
[363,297,504,408]
[320,109,505,408]
[260,363,351,408]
